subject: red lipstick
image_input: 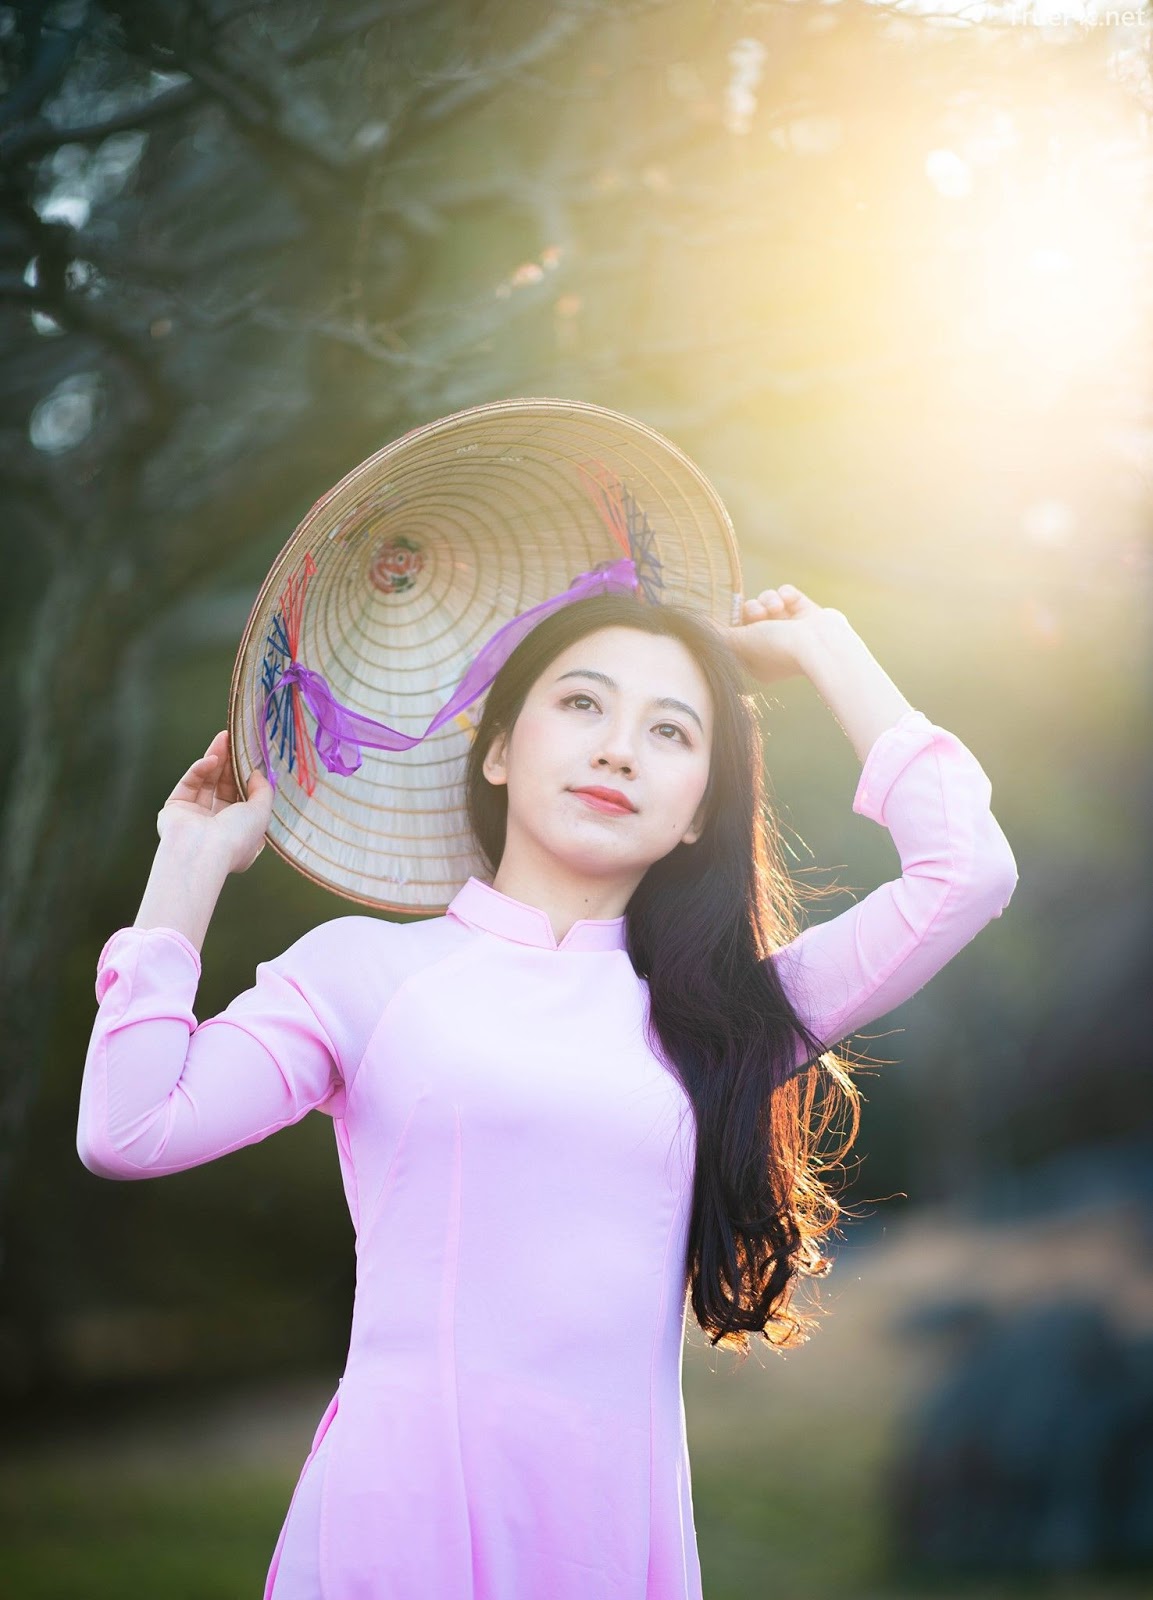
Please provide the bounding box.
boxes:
[570,787,637,815]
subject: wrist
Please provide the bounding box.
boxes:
[135,834,232,952]
[153,828,235,882]
[794,608,860,680]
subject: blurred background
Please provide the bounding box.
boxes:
[1,1,1151,1596]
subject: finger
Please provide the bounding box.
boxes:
[192,733,226,774]
[246,769,273,805]
[201,730,229,762]
[166,753,220,807]
[213,751,240,805]
[242,771,275,821]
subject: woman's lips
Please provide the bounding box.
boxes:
[571,790,635,816]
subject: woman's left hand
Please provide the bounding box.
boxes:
[726,583,847,686]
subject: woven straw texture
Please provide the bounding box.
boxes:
[228,397,744,913]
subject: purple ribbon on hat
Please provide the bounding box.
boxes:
[260,555,640,790]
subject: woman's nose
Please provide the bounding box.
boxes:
[595,736,636,775]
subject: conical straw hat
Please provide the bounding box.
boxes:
[228,396,744,914]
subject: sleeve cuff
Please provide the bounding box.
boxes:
[851,708,936,823]
[95,925,203,1004]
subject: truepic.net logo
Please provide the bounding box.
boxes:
[1004,4,1150,21]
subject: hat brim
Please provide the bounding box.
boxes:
[228,396,744,914]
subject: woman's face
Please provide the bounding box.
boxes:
[482,626,715,885]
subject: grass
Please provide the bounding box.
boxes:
[2,1439,1147,1600]
[0,1463,293,1599]
[4,1205,1152,1598]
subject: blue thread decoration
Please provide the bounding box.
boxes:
[261,611,298,776]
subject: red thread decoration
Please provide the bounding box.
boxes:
[576,459,633,560]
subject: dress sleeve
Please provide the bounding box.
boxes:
[76,916,384,1180]
[769,707,1019,1061]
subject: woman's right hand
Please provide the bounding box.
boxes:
[156,729,275,875]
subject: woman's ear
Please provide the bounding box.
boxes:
[482,729,509,787]
[681,800,707,846]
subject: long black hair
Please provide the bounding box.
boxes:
[464,591,862,1355]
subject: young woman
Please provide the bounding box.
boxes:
[77,582,1018,1600]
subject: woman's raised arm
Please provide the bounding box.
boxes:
[728,585,1018,1059]
[76,730,384,1179]
[133,727,273,952]
[75,919,371,1179]
[769,707,1018,1057]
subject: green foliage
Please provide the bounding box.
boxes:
[0,1462,293,1600]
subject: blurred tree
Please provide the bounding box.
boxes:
[0,0,676,1201]
[0,0,1148,1399]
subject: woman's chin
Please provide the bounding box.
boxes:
[505,813,659,881]
[548,839,660,884]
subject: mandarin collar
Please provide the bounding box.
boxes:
[446,876,628,953]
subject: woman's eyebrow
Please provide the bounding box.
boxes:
[553,668,704,733]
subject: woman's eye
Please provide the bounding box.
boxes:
[562,697,687,745]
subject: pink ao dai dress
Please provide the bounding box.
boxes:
[76,707,1018,1599]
